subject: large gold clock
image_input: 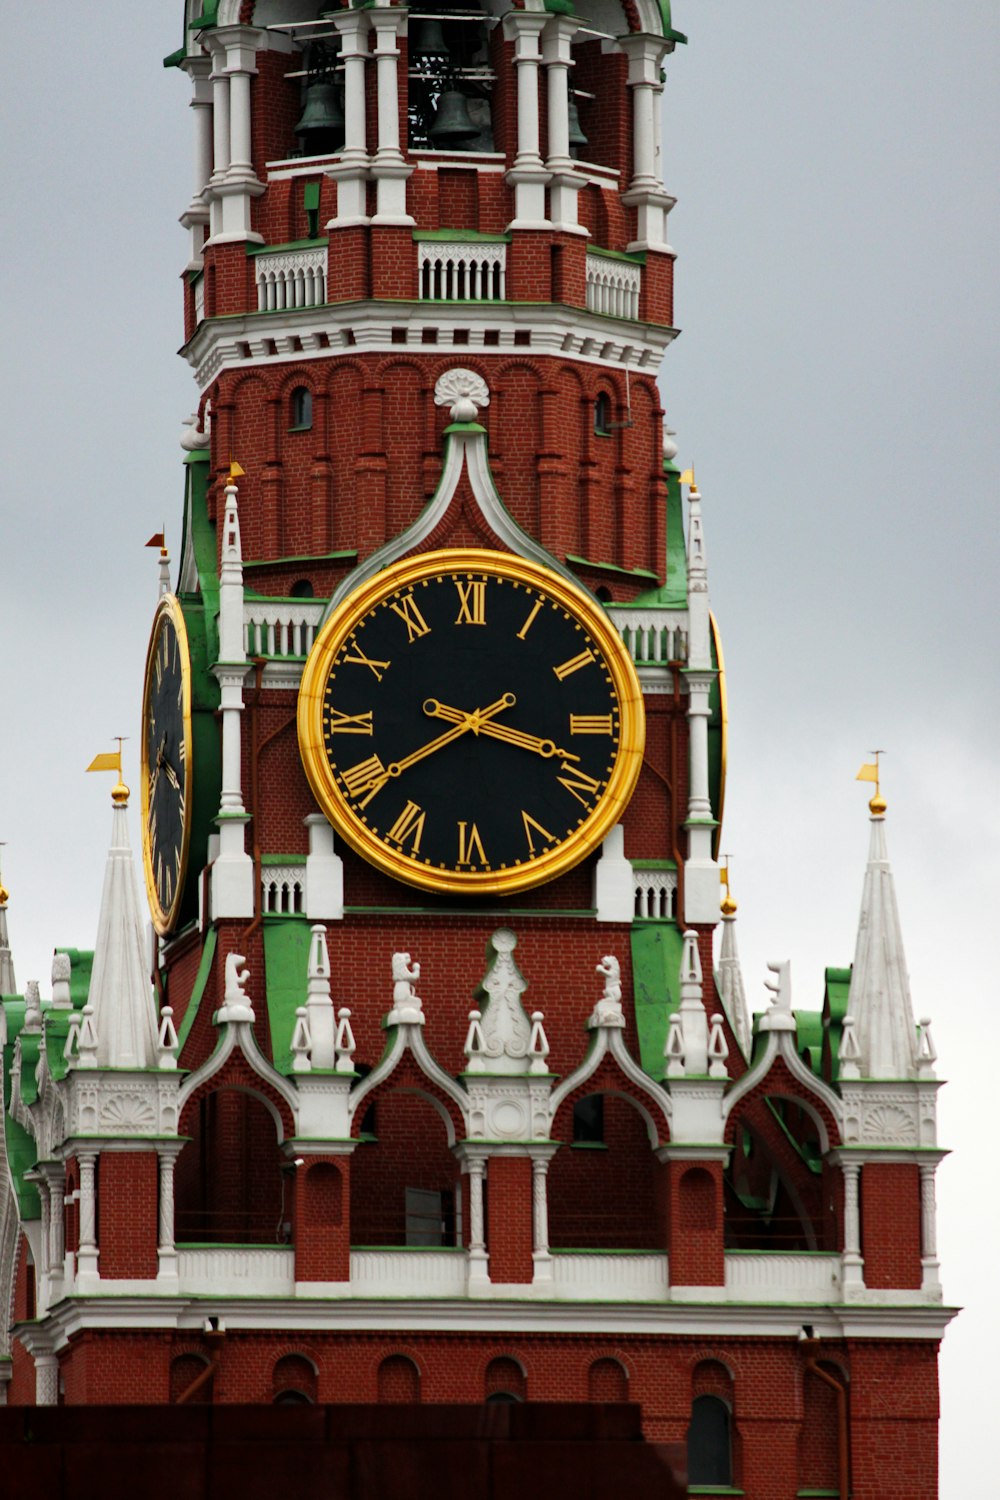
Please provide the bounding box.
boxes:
[141,594,194,934]
[297,549,645,895]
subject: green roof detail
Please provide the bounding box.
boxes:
[175,927,217,1059]
[262,920,311,1076]
[822,965,852,1083]
[631,465,687,609]
[630,921,685,1078]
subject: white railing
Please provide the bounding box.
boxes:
[633,868,677,922]
[261,866,306,916]
[256,247,327,311]
[350,1248,469,1298]
[550,1251,668,1302]
[244,599,325,659]
[725,1252,842,1301]
[178,1245,295,1296]
[419,241,506,301]
[193,274,205,324]
[586,253,641,320]
[611,609,687,667]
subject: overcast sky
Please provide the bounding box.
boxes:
[1,3,996,1488]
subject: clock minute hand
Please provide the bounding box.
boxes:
[425,699,578,763]
[372,694,516,788]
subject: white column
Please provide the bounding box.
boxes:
[919,1162,942,1297]
[211,480,254,918]
[157,1152,179,1283]
[542,18,583,233]
[326,11,371,227]
[206,27,265,246]
[503,13,550,230]
[370,10,413,226]
[77,1153,99,1284]
[305,813,344,920]
[842,1159,865,1293]
[531,1156,553,1284]
[46,1167,65,1300]
[466,1156,489,1291]
[34,1354,59,1407]
[180,56,213,270]
[618,33,673,252]
[681,480,719,922]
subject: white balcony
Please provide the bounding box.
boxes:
[256,246,327,311]
[178,1244,294,1297]
[244,598,324,659]
[550,1251,668,1302]
[419,241,506,302]
[725,1252,842,1302]
[611,608,687,668]
[586,252,641,320]
[633,867,677,922]
[261,865,306,916]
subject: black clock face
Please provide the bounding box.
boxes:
[298,550,645,895]
[141,598,192,932]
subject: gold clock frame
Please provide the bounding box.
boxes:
[140,593,194,935]
[297,548,646,896]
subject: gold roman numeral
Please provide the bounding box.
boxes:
[387,800,426,852]
[454,579,487,626]
[390,591,432,643]
[516,598,543,640]
[341,754,387,804]
[557,761,602,807]
[521,810,556,855]
[342,642,391,681]
[553,647,596,681]
[570,714,613,735]
[457,821,487,866]
[326,708,374,736]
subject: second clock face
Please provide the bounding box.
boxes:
[298,550,645,895]
[140,595,193,934]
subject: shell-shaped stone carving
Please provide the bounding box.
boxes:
[863,1103,917,1144]
[100,1092,157,1132]
[433,367,490,423]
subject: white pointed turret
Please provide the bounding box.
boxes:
[845,800,919,1079]
[86,780,160,1069]
[305,924,336,1069]
[676,929,709,1075]
[681,474,720,922]
[211,470,254,918]
[0,853,16,996]
[717,889,751,1059]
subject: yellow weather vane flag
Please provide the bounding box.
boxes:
[86,738,125,776]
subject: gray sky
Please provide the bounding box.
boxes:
[1,4,997,1488]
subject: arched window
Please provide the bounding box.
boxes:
[290,386,313,429]
[377,1354,421,1402]
[290,578,315,598]
[485,1356,526,1403]
[594,392,612,435]
[273,1353,318,1406]
[687,1394,732,1486]
[588,1357,628,1402]
[572,1093,604,1145]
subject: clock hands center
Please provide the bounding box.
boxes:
[424,697,579,763]
[369,694,516,795]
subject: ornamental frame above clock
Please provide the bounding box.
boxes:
[298,549,646,896]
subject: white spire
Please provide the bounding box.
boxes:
[86,790,159,1069]
[718,905,751,1058]
[0,852,15,995]
[845,809,918,1079]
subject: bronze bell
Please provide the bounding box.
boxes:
[294,79,345,153]
[412,18,449,60]
[428,89,479,147]
[568,97,589,159]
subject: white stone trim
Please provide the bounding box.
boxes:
[261,866,306,916]
[244,599,324,659]
[586,253,641,319]
[609,607,687,668]
[255,246,327,311]
[633,867,677,922]
[419,242,507,302]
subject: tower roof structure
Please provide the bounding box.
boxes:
[845,804,919,1079]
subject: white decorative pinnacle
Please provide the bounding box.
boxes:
[291,1007,312,1073]
[76,1003,99,1069]
[387,951,424,1027]
[718,906,751,1058]
[472,929,533,1074]
[665,1012,685,1077]
[305,924,336,1068]
[590,954,626,1029]
[759,959,796,1033]
[676,929,709,1074]
[916,1017,937,1079]
[846,810,919,1079]
[22,980,42,1034]
[87,796,161,1068]
[528,1011,550,1074]
[707,1013,730,1078]
[433,367,490,424]
[686,480,708,595]
[335,1007,357,1073]
[839,1013,861,1080]
[217,952,255,1024]
[156,1005,179,1069]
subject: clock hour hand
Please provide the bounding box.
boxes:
[372,694,516,790]
[162,759,181,792]
[425,699,578,763]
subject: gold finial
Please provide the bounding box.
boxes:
[679,467,696,490]
[720,855,737,916]
[87,738,130,805]
[855,750,886,815]
[0,845,8,909]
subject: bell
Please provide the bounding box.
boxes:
[568,97,589,159]
[294,80,345,153]
[412,18,449,60]
[428,90,479,147]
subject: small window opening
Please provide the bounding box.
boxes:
[303,181,321,240]
[572,1094,604,1145]
[290,579,315,598]
[594,393,612,435]
[391,327,407,345]
[595,586,612,604]
[452,329,470,345]
[687,1395,732,1486]
[422,328,439,344]
[513,330,531,347]
[290,387,313,429]
[405,1186,454,1247]
[483,329,500,346]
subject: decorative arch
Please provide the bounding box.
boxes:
[377,1353,421,1403]
[273,1352,318,1405]
[588,1356,629,1402]
[484,1355,526,1403]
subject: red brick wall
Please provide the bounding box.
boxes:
[98,1154,159,1279]
[295,1158,350,1281]
[667,1161,725,1286]
[486,1156,533,1283]
[861,1161,922,1289]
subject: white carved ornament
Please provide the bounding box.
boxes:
[433,367,490,424]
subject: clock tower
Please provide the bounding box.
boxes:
[0,6,952,1494]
